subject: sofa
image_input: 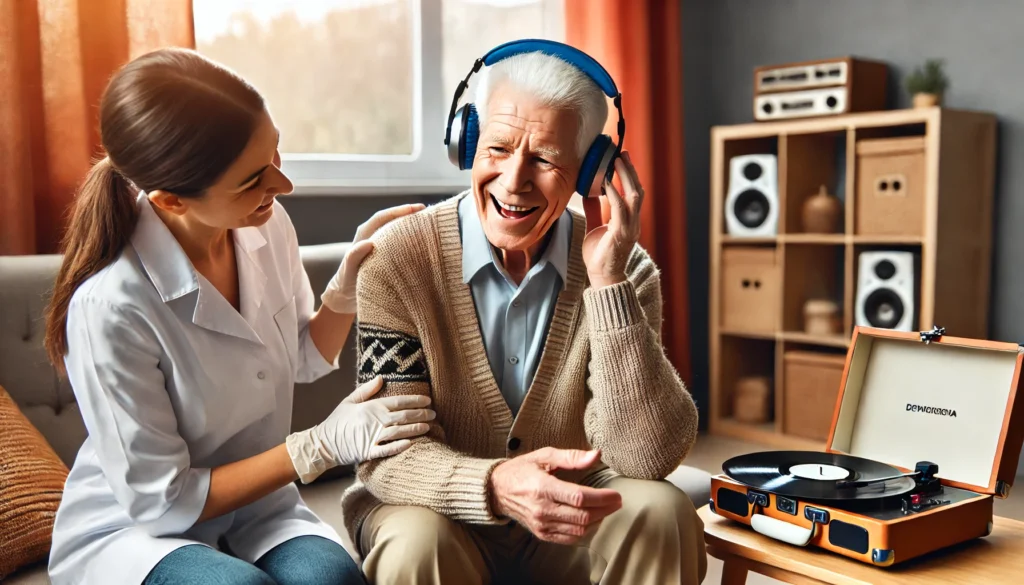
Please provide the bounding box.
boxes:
[0,244,711,584]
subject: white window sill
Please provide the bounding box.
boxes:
[288,179,470,196]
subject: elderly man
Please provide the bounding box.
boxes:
[339,41,707,584]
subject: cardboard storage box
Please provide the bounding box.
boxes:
[855,136,926,236]
[721,247,779,334]
[783,350,846,441]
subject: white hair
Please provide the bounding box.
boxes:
[473,51,609,161]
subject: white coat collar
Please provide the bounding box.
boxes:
[131,192,268,345]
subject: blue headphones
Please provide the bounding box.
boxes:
[444,39,626,198]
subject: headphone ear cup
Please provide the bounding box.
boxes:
[447,103,480,170]
[576,134,616,197]
[461,104,480,170]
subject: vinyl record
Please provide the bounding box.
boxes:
[723,451,916,500]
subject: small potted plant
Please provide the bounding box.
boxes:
[905,59,949,108]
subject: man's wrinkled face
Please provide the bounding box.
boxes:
[471,84,580,254]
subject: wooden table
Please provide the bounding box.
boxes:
[699,505,1024,584]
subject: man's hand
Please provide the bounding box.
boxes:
[581,151,644,289]
[489,448,622,544]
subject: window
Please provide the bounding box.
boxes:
[441,0,565,102]
[192,0,564,193]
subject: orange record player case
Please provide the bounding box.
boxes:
[708,326,1024,566]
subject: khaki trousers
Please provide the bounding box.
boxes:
[358,470,707,585]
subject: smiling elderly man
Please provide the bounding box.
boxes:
[339,41,706,585]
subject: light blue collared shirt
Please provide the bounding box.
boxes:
[458,193,571,416]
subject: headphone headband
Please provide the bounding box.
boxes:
[481,39,619,97]
[445,39,624,149]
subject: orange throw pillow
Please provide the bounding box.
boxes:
[0,385,69,580]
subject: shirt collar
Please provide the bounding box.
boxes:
[130,191,267,303]
[131,192,198,302]
[458,192,570,287]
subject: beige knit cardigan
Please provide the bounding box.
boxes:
[339,192,699,543]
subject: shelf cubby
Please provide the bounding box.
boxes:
[782,130,847,235]
[782,242,845,335]
[716,334,776,427]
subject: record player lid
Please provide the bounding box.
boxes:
[826,327,1024,497]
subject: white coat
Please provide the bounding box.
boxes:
[47,194,343,585]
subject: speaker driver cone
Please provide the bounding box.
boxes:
[864,289,904,329]
[734,189,770,228]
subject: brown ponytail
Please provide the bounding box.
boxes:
[42,47,265,375]
[44,158,138,373]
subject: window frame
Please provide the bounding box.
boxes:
[273,0,566,195]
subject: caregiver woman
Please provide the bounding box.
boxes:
[41,48,433,585]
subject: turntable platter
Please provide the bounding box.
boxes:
[722,451,916,500]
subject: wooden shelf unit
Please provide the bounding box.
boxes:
[709,107,997,448]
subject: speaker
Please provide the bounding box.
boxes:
[725,154,778,237]
[855,251,917,331]
[715,487,750,517]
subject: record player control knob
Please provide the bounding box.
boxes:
[746,491,769,508]
[910,494,922,505]
[803,507,830,525]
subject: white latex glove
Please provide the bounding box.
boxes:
[321,204,426,314]
[285,376,434,483]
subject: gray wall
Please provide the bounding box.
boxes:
[683,0,1024,472]
[279,193,453,246]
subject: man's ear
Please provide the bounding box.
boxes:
[147,190,189,216]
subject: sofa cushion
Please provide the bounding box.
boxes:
[0,255,81,468]
[0,385,69,580]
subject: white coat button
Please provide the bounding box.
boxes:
[512,300,521,308]
[257,371,266,380]
[509,356,519,365]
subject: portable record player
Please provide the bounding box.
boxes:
[709,326,1024,566]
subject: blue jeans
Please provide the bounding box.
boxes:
[143,535,366,585]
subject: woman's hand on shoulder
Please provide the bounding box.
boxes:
[320,203,425,314]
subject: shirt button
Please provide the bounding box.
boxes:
[257,371,266,380]
[509,356,519,365]
[508,437,521,451]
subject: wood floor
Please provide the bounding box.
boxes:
[688,433,1024,583]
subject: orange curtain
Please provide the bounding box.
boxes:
[0,0,194,255]
[565,0,692,382]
